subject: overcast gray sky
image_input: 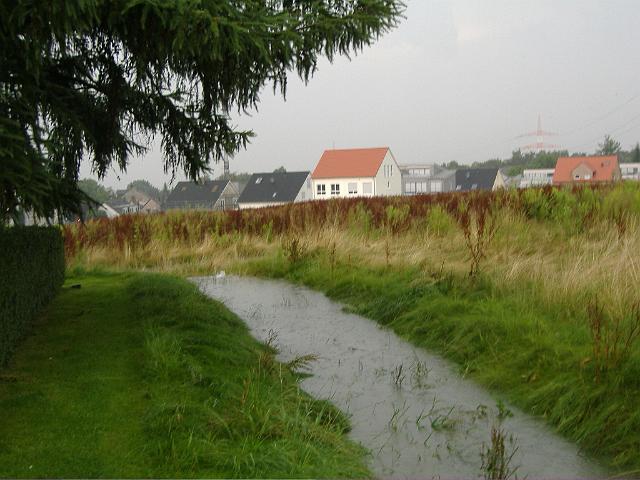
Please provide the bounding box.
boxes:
[82,0,640,189]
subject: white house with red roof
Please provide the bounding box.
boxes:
[311,147,402,200]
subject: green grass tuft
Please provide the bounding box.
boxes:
[0,273,369,478]
[245,253,640,473]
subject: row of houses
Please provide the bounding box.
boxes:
[156,147,507,211]
[97,148,639,215]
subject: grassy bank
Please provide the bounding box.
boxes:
[245,252,640,471]
[0,272,369,478]
[61,183,640,472]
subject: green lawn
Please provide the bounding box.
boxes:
[0,272,369,478]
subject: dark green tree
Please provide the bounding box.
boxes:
[632,143,640,163]
[0,0,404,222]
[273,166,287,173]
[442,161,460,170]
[597,135,622,155]
[126,180,160,201]
[216,172,252,183]
[160,182,170,205]
[78,178,111,204]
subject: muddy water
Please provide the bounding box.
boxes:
[195,275,604,479]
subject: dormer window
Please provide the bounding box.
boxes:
[255,177,263,184]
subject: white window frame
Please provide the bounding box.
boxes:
[363,182,373,194]
[317,184,326,196]
[348,182,358,194]
[331,184,340,195]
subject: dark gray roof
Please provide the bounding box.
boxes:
[166,180,229,205]
[238,172,309,204]
[455,168,498,191]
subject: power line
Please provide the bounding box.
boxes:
[562,93,640,137]
[569,110,640,151]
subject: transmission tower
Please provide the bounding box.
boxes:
[516,114,561,151]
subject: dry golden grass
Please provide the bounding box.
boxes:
[68,208,640,319]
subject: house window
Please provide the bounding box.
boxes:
[272,192,278,198]
[317,184,326,196]
[584,174,591,180]
[363,182,373,194]
[256,177,263,184]
[416,182,427,193]
[331,184,340,195]
[348,182,358,194]
[406,182,416,194]
[387,181,390,188]
[431,180,443,193]
[220,198,225,209]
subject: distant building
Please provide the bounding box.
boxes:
[400,163,455,195]
[106,198,138,214]
[311,147,402,199]
[552,155,621,185]
[455,168,506,192]
[620,163,640,181]
[114,187,161,213]
[164,180,239,211]
[519,169,555,188]
[237,171,312,210]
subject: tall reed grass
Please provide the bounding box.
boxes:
[64,183,640,320]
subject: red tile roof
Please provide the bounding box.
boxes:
[553,155,620,184]
[312,147,390,179]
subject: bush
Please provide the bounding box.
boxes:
[426,205,455,236]
[0,226,65,366]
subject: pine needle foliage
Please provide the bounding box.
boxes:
[0,0,404,222]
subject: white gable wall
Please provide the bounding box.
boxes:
[238,201,287,210]
[374,150,402,196]
[294,174,314,202]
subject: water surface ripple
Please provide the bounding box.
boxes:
[194,275,604,479]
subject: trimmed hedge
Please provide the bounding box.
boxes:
[1,226,65,366]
